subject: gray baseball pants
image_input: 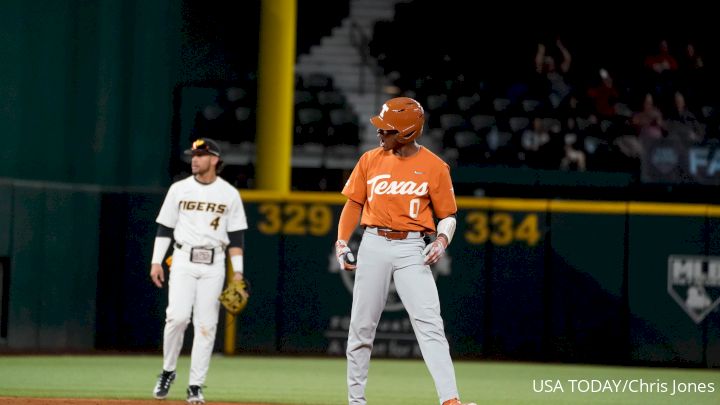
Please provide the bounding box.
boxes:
[347,228,459,404]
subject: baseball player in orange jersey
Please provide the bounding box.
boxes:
[335,97,476,405]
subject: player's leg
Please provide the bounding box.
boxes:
[163,253,198,373]
[188,260,225,386]
[392,238,459,403]
[347,231,393,405]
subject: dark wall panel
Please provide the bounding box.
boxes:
[549,212,628,363]
[628,215,707,365]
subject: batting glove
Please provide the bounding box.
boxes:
[423,236,447,265]
[335,240,357,271]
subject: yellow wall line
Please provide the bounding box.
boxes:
[238,190,720,217]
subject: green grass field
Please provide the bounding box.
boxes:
[0,355,718,404]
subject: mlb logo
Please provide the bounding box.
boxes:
[667,255,720,323]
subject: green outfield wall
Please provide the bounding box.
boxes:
[1,183,718,368]
[0,0,180,188]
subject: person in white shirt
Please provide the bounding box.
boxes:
[149,138,248,404]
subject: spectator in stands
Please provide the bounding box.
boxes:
[643,39,678,101]
[678,42,707,105]
[666,91,704,143]
[533,38,574,110]
[679,42,704,72]
[645,39,678,74]
[587,69,620,121]
[560,132,587,171]
[520,117,550,167]
[632,93,664,140]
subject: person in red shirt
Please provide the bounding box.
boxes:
[644,39,678,73]
[587,68,620,120]
[335,97,475,405]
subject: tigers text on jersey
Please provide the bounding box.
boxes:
[342,146,457,233]
[156,176,248,248]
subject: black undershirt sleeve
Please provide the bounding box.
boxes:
[228,230,245,249]
[156,224,174,238]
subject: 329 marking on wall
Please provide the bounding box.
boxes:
[258,203,332,236]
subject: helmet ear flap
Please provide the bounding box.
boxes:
[396,125,424,144]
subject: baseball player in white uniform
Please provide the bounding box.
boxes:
[150,138,248,404]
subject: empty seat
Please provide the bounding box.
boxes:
[297,108,323,125]
[470,114,496,131]
[522,99,541,113]
[439,113,465,130]
[220,141,255,165]
[576,117,591,131]
[234,106,251,122]
[426,94,448,111]
[425,128,444,142]
[292,143,325,168]
[317,91,345,107]
[305,73,333,90]
[295,90,315,107]
[600,119,614,133]
[457,95,480,113]
[454,131,481,148]
[493,98,511,112]
[226,87,247,103]
[542,118,562,132]
[422,136,442,153]
[509,116,530,133]
[442,148,459,167]
[325,145,359,169]
[329,108,355,126]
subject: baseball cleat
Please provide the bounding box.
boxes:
[186,385,205,404]
[153,370,176,399]
[442,398,477,405]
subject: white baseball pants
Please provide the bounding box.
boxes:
[162,248,225,386]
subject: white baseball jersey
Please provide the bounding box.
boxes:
[156,176,248,247]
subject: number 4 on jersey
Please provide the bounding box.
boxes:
[210,216,220,230]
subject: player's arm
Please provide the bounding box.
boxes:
[424,163,458,265]
[150,224,174,288]
[423,215,456,265]
[335,199,363,271]
[228,230,245,282]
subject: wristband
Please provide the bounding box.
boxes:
[436,216,457,245]
[230,254,244,274]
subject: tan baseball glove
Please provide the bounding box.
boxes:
[219,278,250,316]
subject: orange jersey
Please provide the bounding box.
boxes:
[342,146,457,233]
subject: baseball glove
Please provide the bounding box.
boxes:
[219,278,250,316]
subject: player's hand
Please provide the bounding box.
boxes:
[423,235,448,265]
[150,263,165,288]
[335,240,357,271]
[232,272,244,283]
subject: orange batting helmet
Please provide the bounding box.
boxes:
[370,97,425,144]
